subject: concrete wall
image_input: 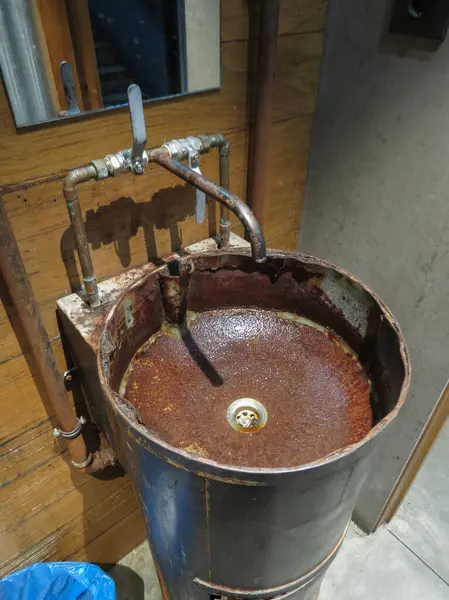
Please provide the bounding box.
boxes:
[299,0,449,530]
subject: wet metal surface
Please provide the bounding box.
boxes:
[122,308,372,468]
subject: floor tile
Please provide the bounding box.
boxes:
[109,542,160,600]
[320,525,448,599]
[389,421,449,584]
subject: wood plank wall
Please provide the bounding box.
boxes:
[0,0,326,574]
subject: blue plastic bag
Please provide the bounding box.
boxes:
[0,562,115,600]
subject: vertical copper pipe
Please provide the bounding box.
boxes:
[0,196,89,466]
[219,140,231,248]
[63,165,100,307]
[247,0,280,226]
[0,196,115,472]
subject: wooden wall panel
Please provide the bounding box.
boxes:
[221,0,327,40]
[0,0,327,575]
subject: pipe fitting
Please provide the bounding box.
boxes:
[101,149,149,177]
[162,134,227,159]
[63,165,97,197]
[219,138,230,157]
[53,415,86,439]
[199,133,226,152]
[90,158,109,180]
[71,448,117,472]
[103,153,125,176]
[71,453,93,469]
[161,136,204,161]
[89,448,117,472]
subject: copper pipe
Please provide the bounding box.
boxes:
[63,165,99,307]
[0,196,114,472]
[198,134,232,248]
[247,0,280,225]
[219,140,231,248]
[149,149,267,262]
[61,133,258,307]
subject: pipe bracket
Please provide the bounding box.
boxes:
[71,453,93,469]
[53,415,86,440]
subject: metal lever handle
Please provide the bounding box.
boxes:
[187,147,206,224]
[127,84,147,174]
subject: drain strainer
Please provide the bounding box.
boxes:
[227,398,268,433]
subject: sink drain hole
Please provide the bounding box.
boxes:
[227,398,268,433]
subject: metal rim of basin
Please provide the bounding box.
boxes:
[96,249,412,478]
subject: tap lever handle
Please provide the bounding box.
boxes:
[127,84,147,174]
[187,148,206,224]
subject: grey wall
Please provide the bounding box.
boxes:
[299,0,449,531]
[184,0,220,92]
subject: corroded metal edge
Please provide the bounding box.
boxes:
[56,234,249,346]
[96,248,411,483]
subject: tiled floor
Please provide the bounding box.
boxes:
[321,525,447,599]
[110,424,449,598]
[389,422,449,586]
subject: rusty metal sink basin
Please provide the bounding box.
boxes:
[100,249,408,472]
[120,305,373,469]
[95,249,410,600]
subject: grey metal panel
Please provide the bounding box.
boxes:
[0,0,56,127]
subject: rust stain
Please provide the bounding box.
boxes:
[123,308,372,469]
[182,442,209,458]
[158,259,194,325]
[124,426,266,485]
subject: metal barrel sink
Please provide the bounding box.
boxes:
[97,249,410,600]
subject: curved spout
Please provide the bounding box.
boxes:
[148,149,267,263]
